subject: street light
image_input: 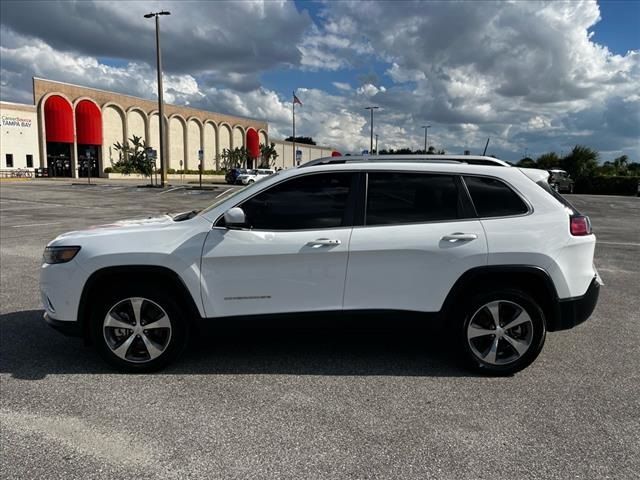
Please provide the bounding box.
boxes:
[375,134,378,155]
[365,106,379,154]
[422,125,431,153]
[144,10,170,187]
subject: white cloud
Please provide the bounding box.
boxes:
[356,83,386,97]
[332,82,352,91]
[1,0,638,160]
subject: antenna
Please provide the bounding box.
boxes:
[482,138,490,156]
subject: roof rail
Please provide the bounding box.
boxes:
[299,154,510,168]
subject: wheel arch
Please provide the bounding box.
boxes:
[77,265,203,343]
[441,265,561,330]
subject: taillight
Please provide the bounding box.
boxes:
[570,215,592,236]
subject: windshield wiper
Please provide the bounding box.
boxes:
[171,210,200,222]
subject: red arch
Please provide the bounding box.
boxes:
[75,100,102,145]
[246,128,260,159]
[44,95,74,143]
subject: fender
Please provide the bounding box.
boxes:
[77,265,203,343]
[441,265,563,330]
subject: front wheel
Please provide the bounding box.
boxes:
[90,284,189,372]
[458,289,546,375]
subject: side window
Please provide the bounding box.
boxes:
[366,173,464,226]
[26,154,34,168]
[240,172,355,230]
[463,176,529,217]
[5,154,13,168]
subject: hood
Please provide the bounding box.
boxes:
[54,214,175,240]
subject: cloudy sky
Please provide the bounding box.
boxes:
[1,0,638,161]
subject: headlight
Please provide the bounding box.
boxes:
[43,246,81,264]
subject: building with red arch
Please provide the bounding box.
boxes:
[1,77,333,177]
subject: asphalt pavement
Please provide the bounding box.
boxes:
[1,180,639,479]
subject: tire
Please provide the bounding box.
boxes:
[248,179,255,184]
[89,282,189,372]
[457,289,546,375]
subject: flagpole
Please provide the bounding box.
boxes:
[292,91,296,167]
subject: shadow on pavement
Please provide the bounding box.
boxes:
[0,310,472,380]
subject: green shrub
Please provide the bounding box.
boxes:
[575,176,639,196]
[103,167,113,174]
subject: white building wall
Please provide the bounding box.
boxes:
[203,123,216,171]
[169,117,185,170]
[103,105,125,168]
[232,126,244,149]
[148,114,160,156]
[219,124,231,154]
[187,119,201,171]
[271,140,334,169]
[127,110,146,143]
[0,103,39,170]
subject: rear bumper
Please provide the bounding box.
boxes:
[549,277,600,332]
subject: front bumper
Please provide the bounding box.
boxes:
[44,312,81,337]
[550,277,600,331]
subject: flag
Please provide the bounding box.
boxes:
[293,93,303,105]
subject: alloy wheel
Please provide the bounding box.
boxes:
[103,297,172,363]
[466,300,534,366]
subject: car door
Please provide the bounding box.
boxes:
[343,171,488,313]
[200,171,358,318]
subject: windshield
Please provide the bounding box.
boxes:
[198,171,281,217]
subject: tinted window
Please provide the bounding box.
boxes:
[536,179,579,213]
[26,154,33,168]
[366,173,463,225]
[240,172,354,230]
[464,176,528,217]
[5,154,13,168]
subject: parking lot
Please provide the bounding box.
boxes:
[1,180,639,479]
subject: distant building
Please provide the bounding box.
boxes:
[1,77,334,177]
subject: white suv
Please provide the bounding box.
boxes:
[235,168,275,185]
[41,155,601,375]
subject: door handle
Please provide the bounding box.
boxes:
[441,233,478,242]
[307,238,341,247]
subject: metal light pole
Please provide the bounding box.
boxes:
[144,10,170,187]
[422,125,431,153]
[375,134,378,155]
[365,106,379,154]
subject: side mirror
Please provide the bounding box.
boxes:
[223,207,246,229]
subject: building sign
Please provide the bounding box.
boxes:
[2,115,32,128]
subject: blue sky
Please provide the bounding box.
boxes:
[1,0,638,161]
[591,0,640,54]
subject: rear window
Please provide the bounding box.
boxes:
[464,176,529,217]
[535,179,579,213]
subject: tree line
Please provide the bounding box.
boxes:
[516,145,638,179]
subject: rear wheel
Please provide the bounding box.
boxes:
[458,289,546,375]
[90,284,189,372]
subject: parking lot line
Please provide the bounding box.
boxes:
[11,222,62,228]
[598,241,640,247]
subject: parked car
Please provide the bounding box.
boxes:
[41,155,601,374]
[224,168,247,184]
[235,168,275,185]
[548,169,574,193]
